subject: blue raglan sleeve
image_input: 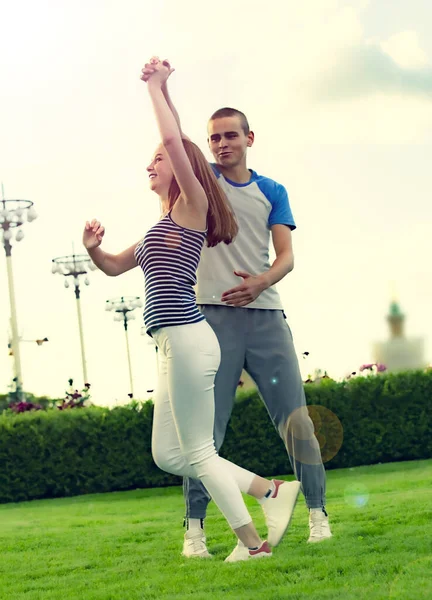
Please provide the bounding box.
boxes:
[210,163,221,179]
[264,181,296,230]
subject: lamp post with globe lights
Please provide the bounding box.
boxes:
[105,296,142,398]
[51,253,97,384]
[0,185,38,397]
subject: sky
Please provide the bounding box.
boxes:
[0,0,431,406]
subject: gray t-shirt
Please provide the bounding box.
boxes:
[196,166,296,310]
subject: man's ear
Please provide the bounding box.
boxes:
[247,131,255,147]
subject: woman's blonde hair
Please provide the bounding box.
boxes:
[167,139,238,247]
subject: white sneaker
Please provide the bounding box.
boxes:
[307,509,332,543]
[182,529,212,558]
[224,540,272,563]
[262,479,301,546]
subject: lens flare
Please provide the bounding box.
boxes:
[164,232,182,249]
[344,483,370,508]
[283,405,343,464]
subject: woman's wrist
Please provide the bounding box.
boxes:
[148,79,163,92]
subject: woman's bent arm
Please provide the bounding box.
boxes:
[87,243,138,277]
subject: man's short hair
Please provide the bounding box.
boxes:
[209,107,250,135]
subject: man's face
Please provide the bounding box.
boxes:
[207,116,254,169]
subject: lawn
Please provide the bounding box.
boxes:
[0,460,431,600]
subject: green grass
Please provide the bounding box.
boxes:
[0,460,431,600]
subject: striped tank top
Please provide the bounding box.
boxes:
[135,212,207,333]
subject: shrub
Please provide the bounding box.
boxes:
[0,370,431,504]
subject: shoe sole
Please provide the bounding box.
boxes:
[225,551,273,563]
[250,551,273,560]
[270,480,302,547]
[307,534,333,544]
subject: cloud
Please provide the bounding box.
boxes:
[381,31,429,69]
[313,37,432,102]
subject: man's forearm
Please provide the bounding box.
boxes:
[261,252,294,288]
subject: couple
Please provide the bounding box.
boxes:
[83,57,331,562]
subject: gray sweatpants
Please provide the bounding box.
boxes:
[183,305,326,518]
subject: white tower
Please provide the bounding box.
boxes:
[373,301,426,373]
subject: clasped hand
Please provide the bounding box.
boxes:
[140,56,174,86]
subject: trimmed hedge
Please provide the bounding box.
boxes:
[0,404,180,504]
[222,370,432,475]
[0,371,431,504]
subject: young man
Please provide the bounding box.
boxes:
[141,61,332,557]
[181,107,332,559]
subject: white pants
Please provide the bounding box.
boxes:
[152,320,255,530]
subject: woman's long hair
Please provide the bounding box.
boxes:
[167,139,238,247]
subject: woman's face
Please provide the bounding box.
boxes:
[146,145,174,198]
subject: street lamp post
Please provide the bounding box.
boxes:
[51,253,97,385]
[105,296,142,398]
[0,186,38,398]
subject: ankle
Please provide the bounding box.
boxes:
[246,538,263,550]
[248,475,275,499]
[185,517,204,531]
[310,507,328,516]
[257,479,280,504]
[234,523,262,549]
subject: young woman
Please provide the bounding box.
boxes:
[83,58,299,562]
